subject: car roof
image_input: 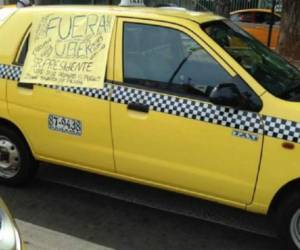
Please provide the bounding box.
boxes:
[230,8,280,16]
[16,5,224,24]
[0,6,17,25]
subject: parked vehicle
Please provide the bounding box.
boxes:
[0,4,300,249]
[230,9,281,48]
[0,197,24,250]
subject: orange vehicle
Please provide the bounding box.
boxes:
[230,9,281,48]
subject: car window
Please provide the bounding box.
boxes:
[16,35,29,66]
[123,23,233,99]
[230,14,241,22]
[234,12,254,23]
[255,12,281,24]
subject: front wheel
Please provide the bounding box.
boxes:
[0,126,37,185]
[277,192,300,250]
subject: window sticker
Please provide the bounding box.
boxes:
[20,12,115,89]
[48,114,82,136]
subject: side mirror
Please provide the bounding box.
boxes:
[209,83,243,108]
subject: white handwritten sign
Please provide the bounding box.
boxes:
[21,13,115,89]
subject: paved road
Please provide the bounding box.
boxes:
[16,220,110,250]
[0,164,283,250]
[37,164,276,237]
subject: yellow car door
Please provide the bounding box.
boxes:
[111,18,264,206]
[6,27,116,172]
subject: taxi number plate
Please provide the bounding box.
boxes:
[48,114,82,136]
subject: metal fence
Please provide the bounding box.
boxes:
[145,0,282,12]
[196,0,259,12]
[144,0,197,9]
[2,0,282,10]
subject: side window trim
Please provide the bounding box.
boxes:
[115,18,237,85]
[119,19,237,102]
[14,27,31,66]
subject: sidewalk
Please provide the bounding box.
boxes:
[17,220,112,250]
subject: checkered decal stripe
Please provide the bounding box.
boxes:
[112,85,264,134]
[0,64,22,81]
[41,84,111,100]
[0,64,111,99]
[263,116,300,143]
[1,63,300,143]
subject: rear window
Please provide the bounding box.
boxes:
[230,12,254,23]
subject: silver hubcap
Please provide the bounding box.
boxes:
[290,209,300,249]
[0,136,21,178]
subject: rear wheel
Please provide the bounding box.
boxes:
[0,126,37,185]
[277,192,300,250]
[290,209,300,249]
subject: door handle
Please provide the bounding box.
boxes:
[127,102,149,113]
[17,82,34,90]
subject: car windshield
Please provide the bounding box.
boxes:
[201,20,300,100]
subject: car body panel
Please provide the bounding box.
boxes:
[0,5,299,216]
[235,22,279,49]
[0,6,17,26]
[5,10,116,172]
[230,9,280,48]
[248,92,300,213]
[112,17,264,205]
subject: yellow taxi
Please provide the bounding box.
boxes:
[0,2,300,249]
[230,9,281,48]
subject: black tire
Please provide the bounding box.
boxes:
[0,126,38,185]
[277,191,300,250]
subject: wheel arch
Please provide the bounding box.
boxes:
[268,178,300,217]
[0,117,35,157]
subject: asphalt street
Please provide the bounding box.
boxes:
[0,164,284,250]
